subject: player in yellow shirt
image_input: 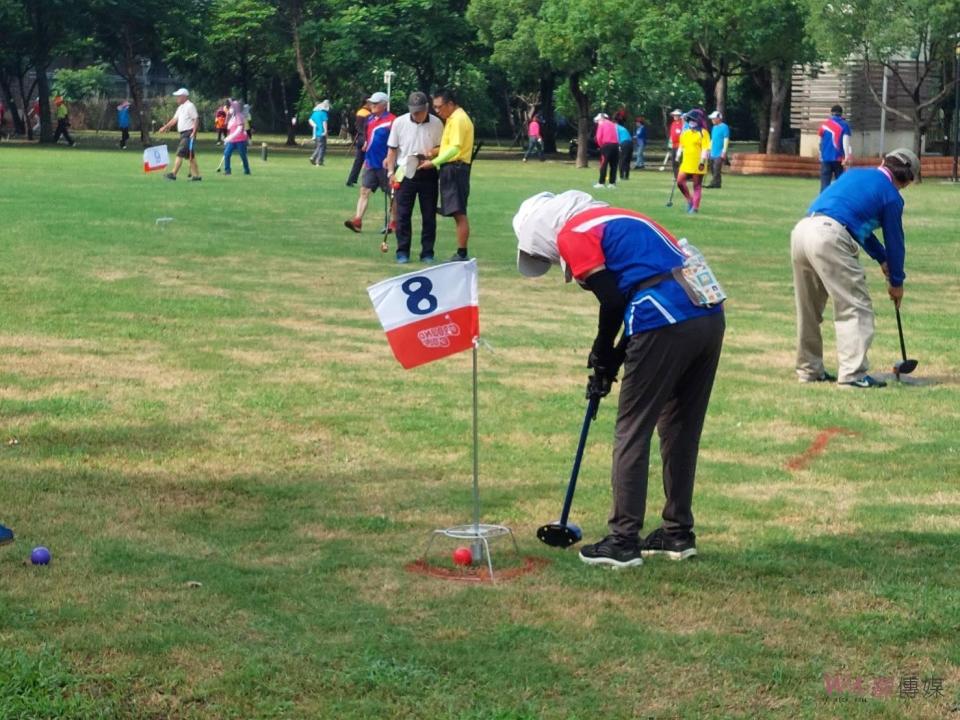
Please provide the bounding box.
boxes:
[418,89,474,261]
[675,109,711,213]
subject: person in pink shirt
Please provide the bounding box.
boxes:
[222,100,250,175]
[593,113,620,188]
[523,114,544,162]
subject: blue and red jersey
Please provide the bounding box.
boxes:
[818,115,851,162]
[364,111,396,169]
[556,207,722,335]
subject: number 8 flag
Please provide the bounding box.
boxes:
[367,259,479,369]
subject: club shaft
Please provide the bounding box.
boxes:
[559,396,599,525]
[895,305,908,362]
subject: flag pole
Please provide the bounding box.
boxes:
[471,338,481,561]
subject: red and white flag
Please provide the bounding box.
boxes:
[143,145,169,173]
[367,260,479,369]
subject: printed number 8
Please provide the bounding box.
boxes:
[401,276,438,315]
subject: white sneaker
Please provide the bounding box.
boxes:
[606,184,616,189]
[592,182,604,189]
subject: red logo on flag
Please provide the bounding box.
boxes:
[368,260,479,369]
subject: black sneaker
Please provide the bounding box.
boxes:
[449,251,469,262]
[579,535,643,568]
[189,176,202,182]
[799,371,836,383]
[841,375,886,388]
[641,528,697,560]
[164,172,176,181]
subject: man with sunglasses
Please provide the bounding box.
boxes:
[418,89,474,261]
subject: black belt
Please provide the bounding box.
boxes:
[630,270,675,296]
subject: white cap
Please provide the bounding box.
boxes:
[172,88,189,97]
[708,110,722,119]
[514,191,609,282]
[593,113,608,123]
[367,91,389,104]
[670,108,682,116]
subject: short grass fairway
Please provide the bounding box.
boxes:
[2,138,960,720]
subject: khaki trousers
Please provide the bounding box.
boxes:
[790,215,874,383]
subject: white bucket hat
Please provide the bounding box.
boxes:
[514,191,608,282]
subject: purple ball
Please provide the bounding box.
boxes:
[30,546,51,565]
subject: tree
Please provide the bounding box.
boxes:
[536,0,635,167]
[468,0,561,151]
[202,0,278,102]
[0,0,34,137]
[19,0,85,142]
[808,0,960,170]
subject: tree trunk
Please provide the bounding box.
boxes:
[290,5,320,102]
[913,119,924,183]
[570,73,590,168]
[539,73,557,154]
[0,76,26,135]
[752,66,772,153]
[766,63,788,154]
[714,73,727,115]
[279,77,297,146]
[36,67,53,143]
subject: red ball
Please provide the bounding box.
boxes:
[452,547,473,566]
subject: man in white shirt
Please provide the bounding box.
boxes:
[385,91,443,264]
[157,88,201,181]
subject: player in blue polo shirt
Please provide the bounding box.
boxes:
[514,190,725,569]
[818,104,852,190]
[791,148,918,388]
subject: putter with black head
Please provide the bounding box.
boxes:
[537,394,600,548]
[893,304,918,379]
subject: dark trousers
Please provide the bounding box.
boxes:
[708,157,723,187]
[395,169,439,259]
[599,142,619,185]
[618,141,633,179]
[120,128,129,147]
[820,161,844,191]
[53,119,73,145]
[608,311,725,540]
[670,147,680,178]
[346,146,365,185]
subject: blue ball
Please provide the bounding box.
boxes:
[30,546,51,565]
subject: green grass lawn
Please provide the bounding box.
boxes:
[1,138,959,719]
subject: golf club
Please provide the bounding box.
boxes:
[537,394,600,548]
[666,177,677,207]
[379,184,391,253]
[893,304,918,379]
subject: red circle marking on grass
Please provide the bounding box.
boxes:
[405,556,549,583]
[785,427,859,471]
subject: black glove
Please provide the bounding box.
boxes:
[585,372,613,401]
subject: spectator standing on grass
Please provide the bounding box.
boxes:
[790,148,918,389]
[215,103,228,145]
[308,100,330,166]
[593,113,619,189]
[346,101,372,187]
[418,88,475,262]
[675,109,711,213]
[157,88,201,182]
[616,119,633,181]
[668,109,684,176]
[243,104,253,140]
[818,104,852,191]
[0,523,13,546]
[523,114,544,162]
[705,110,729,189]
[222,100,251,176]
[52,96,75,146]
[343,92,395,233]
[117,100,131,149]
[633,116,647,169]
[386,91,443,264]
[514,190,725,568]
